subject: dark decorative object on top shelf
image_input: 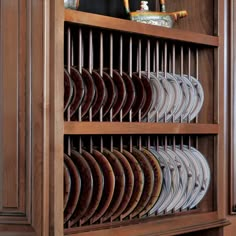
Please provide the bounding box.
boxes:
[78,0,156,19]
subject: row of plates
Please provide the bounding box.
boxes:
[64,145,210,227]
[64,67,204,122]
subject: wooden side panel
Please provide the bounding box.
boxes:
[0,0,59,235]
[0,0,26,214]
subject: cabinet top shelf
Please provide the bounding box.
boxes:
[65,9,219,47]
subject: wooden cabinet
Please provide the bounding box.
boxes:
[61,1,229,236]
[0,0,232,235]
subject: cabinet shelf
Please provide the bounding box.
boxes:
[64,122,219,135]
[64,212,229,236]
[64,9,219,47]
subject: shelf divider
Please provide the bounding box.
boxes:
[64,9,219,47]
[64,122,219,135]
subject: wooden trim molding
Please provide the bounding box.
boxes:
[229,0,236,215]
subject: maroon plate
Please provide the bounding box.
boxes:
[69,150,93,227]
[131,73,146,119]
[121,149,144,220]
[90,149,115,224]
[108,70,127,119]
[81,68,96,119]
[139,148,163,217]
[139,73,153,120]
[111,149,134,221]
[64,163,71,211]
[100,71,116,118]
[67,67,85,118]
[91,70,107,118]
[64,69,73,112]
[119,71,136,119]
[80,149,104,225]
[101,148,125,222]
[130,147,154,218]
[64,154,81,224]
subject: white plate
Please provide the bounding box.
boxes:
[159,72,182,122]
[148,147,172,215]
[188,147,210,209]
[170,74,189,121]
[181,146,204,209]
[156,147,180,214]
[159,72,183,122]
[183,75,204,121]
[165,146,188,213]
[173,146,196,211]
[145,72,165,122]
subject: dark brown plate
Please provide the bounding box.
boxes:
[80,149,104,225]
[64,69,73,112]
[101,71,116,118]
[131,73,146,119]
[109,70,127,119]
[81,68,96,119]
[111,149,134,221]
[120,71,136,119]
[67,67,85,118]
[64,163,71,210]
[121,149,144,220]
[91,70,107,118]
[64,154,81,224]
[90,149,115,224]
[101,148,125,222]
[69,150,93,227]
[130,147,154,218]
[139,73,153,119]
[139,148,163,217]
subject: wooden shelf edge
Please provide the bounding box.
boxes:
[64,122,219,135]
[64,212,230,236]
[64,9,219,47]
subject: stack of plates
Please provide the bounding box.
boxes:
[64,145,210,227]
[64,67,204,122]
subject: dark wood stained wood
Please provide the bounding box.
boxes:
[64,10,219,46]
[64,122,219,135]
[64,212,229,236]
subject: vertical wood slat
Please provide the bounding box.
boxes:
[0,0,20,209]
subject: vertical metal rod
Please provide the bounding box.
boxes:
[138,40,142,121]
[129,37,133,122]
[110,33,114,149]
[89,30,93,122]
[188,47,191,78]
[100,32,104,77]
[139,136,142,150]
[129,37,132,77]
[172,44,175,74]
[180,46,184,76]
[196,48,199,146]
[78,28,82,122]
[164,42,167,77]
[155,41,160,122]
[120,35,123,122]
[138,39,142,78]
[147,40,150,79]
[99,32,104,121]
[90,136,93,153]
[156,41,159,77]
[89,30,93,73]
[67,27,71,155]
[120,35,123,75]
[156,136,159,152]
[79,28,82,73]
[147,40,150,122]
